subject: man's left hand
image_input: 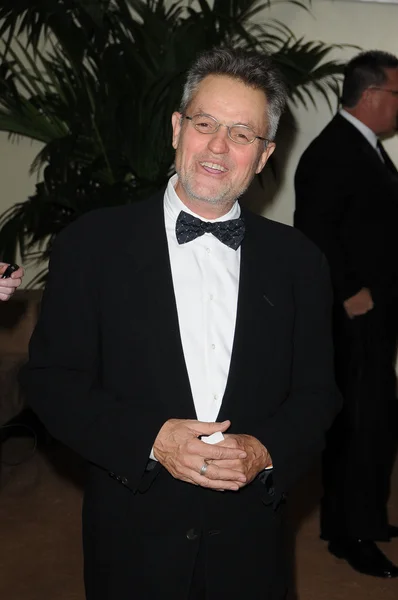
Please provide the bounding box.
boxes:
[0,264,24,301]
[208,434,272,486]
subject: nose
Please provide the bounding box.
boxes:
[207,125,230,154]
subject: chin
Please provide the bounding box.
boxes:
[189,183,229,205]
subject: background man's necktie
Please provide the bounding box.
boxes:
[377,140,398,175]
[176,210,245,250]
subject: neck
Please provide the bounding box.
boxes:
[342,106,377,135]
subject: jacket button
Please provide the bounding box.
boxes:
[121,477,128,485]
[268,486,275,496]
[186,528,199,541]
[109,472,115,478]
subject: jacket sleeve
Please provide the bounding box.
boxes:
[19,214,166,493]
[250,240,342,506]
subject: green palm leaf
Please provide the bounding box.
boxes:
[0,0,349,280]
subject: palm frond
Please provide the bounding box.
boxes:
[0,0,348,283]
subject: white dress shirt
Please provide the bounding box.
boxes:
[164,174,241,422]
[150,175,274,468]
[339,109,384,161]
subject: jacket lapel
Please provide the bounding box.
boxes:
[124,193,196,420]
[218,211,283,422]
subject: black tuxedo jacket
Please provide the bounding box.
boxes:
[21,193,340,599]
[294,114,398,304]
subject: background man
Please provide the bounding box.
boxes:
[21,48,340,599]
[295,50,398,578]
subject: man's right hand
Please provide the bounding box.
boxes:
[343,287,374,319]
[153,419,247,491]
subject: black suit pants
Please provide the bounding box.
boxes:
[188,535,206,600]
[321,302,398,540]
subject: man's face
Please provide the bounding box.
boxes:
[369,68,398,136]
[171,75,275,215]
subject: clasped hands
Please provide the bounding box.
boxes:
[153,419,272,492]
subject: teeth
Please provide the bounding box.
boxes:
[200,162,227,172]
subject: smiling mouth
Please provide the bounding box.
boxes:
[199,161,228,173]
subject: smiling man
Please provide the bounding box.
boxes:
[21,48,340,600]
[172,74,275,216]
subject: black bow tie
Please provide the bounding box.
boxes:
[175,210,245,250]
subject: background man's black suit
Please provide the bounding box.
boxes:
[21,192,339,599]
[295,113,398,541]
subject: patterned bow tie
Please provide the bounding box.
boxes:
[175,210,245,250]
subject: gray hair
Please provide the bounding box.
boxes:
[179,47,287,141]
[342,50,398,108]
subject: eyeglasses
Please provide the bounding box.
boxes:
[369,87,398,97]
[184,113,269,145]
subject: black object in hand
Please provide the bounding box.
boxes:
[1,263,19,279]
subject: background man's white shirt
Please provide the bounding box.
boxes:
[339,109,384,161]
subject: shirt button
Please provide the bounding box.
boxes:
[206,248,210,254]
[209,294,214,300]
[211,344,215,350]
[213,394,218,400]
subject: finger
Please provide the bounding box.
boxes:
[167,463,243,491]
[209,459,244,471]
[184,437,244,459]
[194,474,240,491]
[191,419,231,436]
[0,277,21,289]
[11,267,24,279]
[0,292,11,301]
[200,444,246,461]
[215,438,239,449]
[205,464,246,483]
[170,466,240,490]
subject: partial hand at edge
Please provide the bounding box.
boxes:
[0,264,25,301]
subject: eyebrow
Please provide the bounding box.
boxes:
[194,108,257,130]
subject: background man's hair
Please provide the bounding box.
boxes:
[341,50,398,108]
[180,47,287,141]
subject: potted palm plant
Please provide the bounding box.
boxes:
[0,0,345,285]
